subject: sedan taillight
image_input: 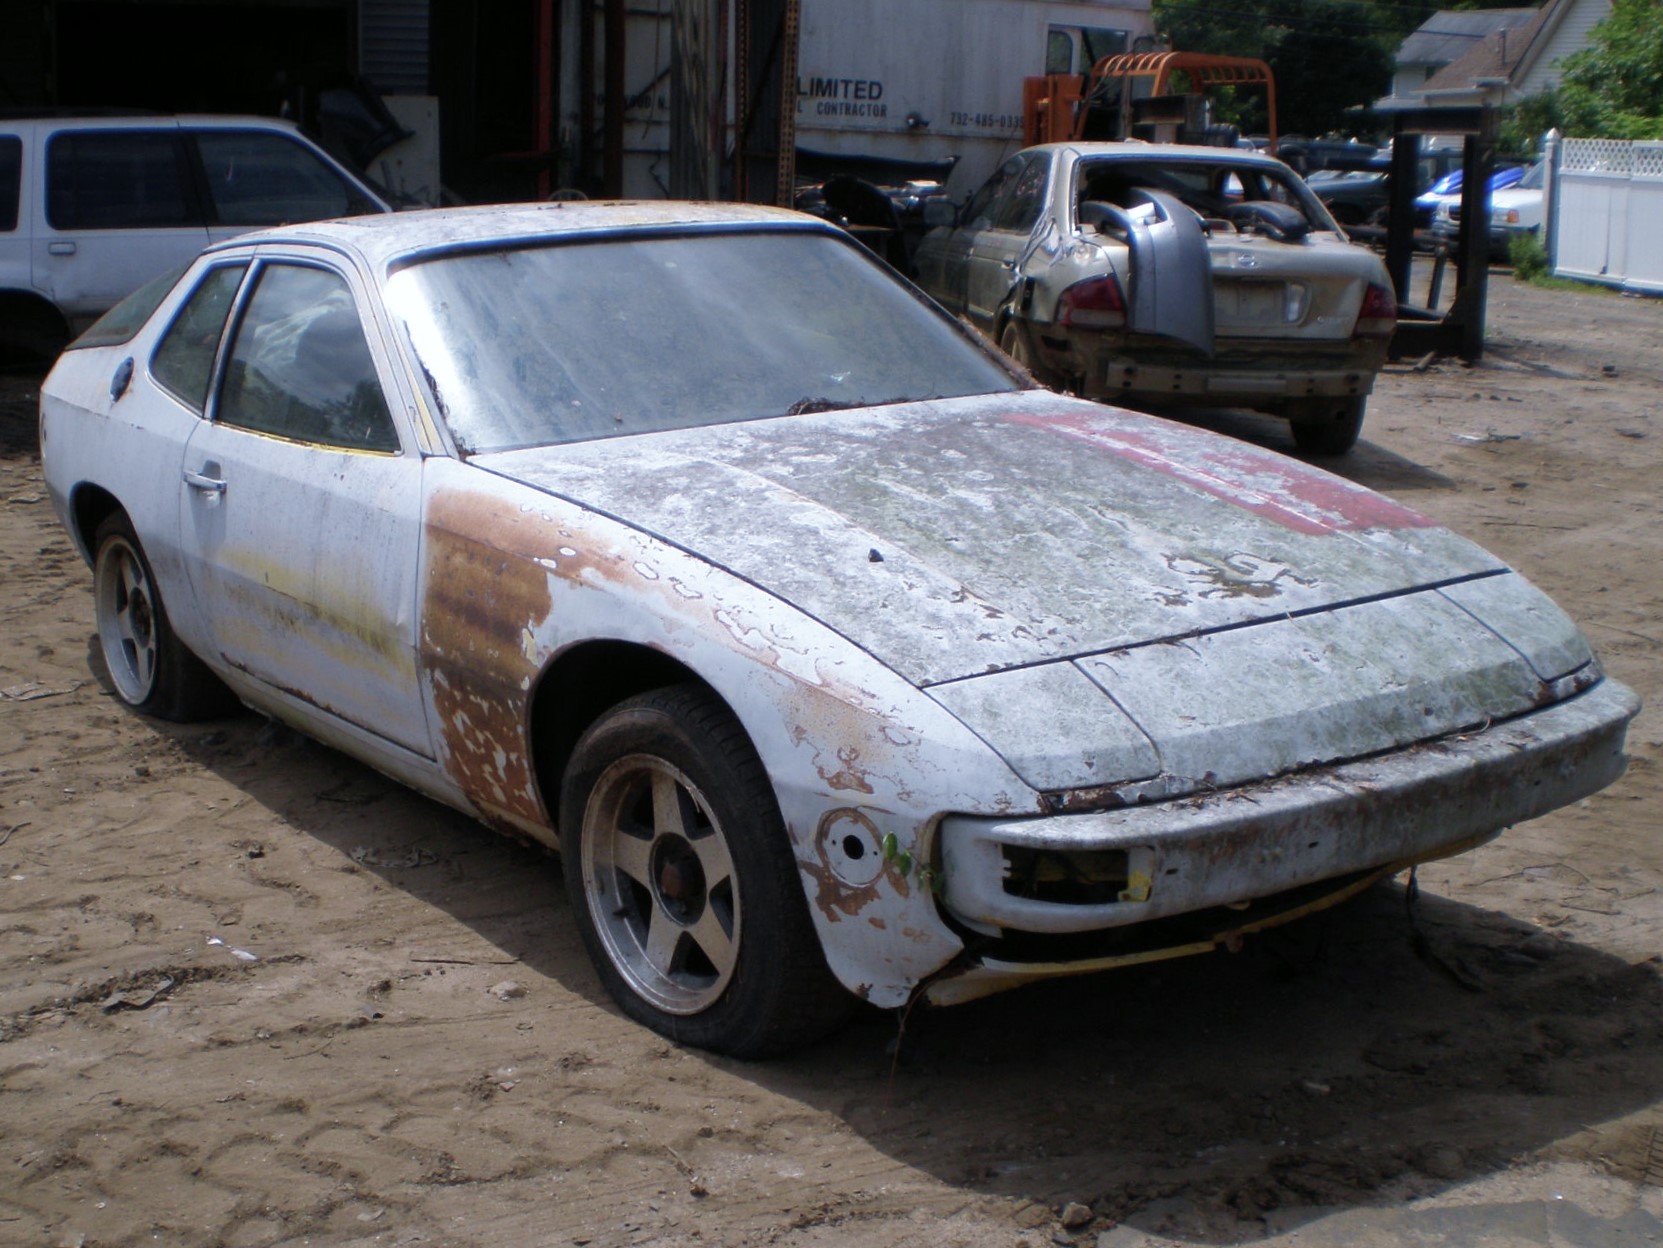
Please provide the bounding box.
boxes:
[1058,275,1127,329]
[1353,282,1396,338]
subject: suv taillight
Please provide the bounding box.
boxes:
[1353,282,1396,338]
[1058,275,1127,329]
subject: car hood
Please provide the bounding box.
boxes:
[475,391,1509,689]
[476,390,1597,792]
[1491,187,1543,210]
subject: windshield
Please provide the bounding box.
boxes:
[388,229,1018,453]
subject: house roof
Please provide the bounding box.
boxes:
[1396,8,1539,71]
[1420,0,1560,93]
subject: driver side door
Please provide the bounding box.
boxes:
[175,255,432,757]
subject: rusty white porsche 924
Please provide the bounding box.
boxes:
[41,202,1638,1057]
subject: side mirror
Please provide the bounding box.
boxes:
[922,199,958,229]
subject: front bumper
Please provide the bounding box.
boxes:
[936,678,1637,980]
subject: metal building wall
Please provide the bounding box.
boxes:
[669,0,798,205]
[361,0,431,93]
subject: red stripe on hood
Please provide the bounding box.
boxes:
[1005,408,1434,536]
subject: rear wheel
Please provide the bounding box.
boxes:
[560,684,849,1057]
[1288,396,1366,456]
[92,513,234,721]
[999,318,1064,389]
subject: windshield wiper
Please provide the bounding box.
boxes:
[786,396,862,415]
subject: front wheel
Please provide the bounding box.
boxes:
[1287,396,1366,456]
[93,513,234,721]
[559,685,848,1057]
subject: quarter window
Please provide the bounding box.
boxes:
[152,264,248,412]
[219,264,398,452]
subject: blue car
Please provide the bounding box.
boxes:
[1414,163,1525,228]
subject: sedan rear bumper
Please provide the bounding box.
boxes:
[1096,358,1376,405]
[939,678,1638,942]
[1030,327,1389,408]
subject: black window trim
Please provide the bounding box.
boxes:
[148,259,252,416]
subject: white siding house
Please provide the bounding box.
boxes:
[1378,0,1611,112]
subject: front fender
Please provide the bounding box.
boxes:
[417,459,1041,1005]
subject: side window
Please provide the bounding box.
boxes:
[193,131,378,226]
[1078,26,1128,65]
[963,156,1023,230]
[218,264,398,452]
[0,136,20,232]
[1044,30,1075,75]
[151,264,248,412]
[46,131,199,230]
[994,153,1051,233]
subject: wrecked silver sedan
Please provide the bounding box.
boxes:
[41,202,1635,1057]
[914,143,1398,454]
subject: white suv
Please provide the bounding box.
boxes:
[1,114,390,366]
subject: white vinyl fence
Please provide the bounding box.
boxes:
[1550,137,1663,294]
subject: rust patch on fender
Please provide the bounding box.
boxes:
[422,490,557,832]
[801,808,913,923]
[818,746,877,795]
[800,858,881,923]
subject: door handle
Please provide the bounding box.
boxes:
[48,241,76,256]
[183,468,226,495]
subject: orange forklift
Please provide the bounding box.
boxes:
[1022,51,1278,150]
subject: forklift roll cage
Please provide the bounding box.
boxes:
[1024,51,1278,149]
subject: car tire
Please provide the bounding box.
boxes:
[1288,397,1366,456]
[0,296,69,374]
[560,684,850,1058]
[93,513,235,721]
[999,318,1063,389]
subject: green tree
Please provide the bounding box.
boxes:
[1152,0,1396,136]
[1553,0,1663,138]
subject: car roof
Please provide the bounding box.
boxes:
[0,113,312,134]
[200,200,834,271]
[1021,142,1297,170]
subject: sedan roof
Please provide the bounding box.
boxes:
[201,200,827,272]
[1025,141,1299,170]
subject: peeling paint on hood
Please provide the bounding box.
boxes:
[472,391,1504,687]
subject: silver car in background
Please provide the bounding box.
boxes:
[914,143,1397,454]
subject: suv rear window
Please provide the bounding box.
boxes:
[47,131,199,230]
[0,136,20,231]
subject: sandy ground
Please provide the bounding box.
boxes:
[2,272,1661,1248]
